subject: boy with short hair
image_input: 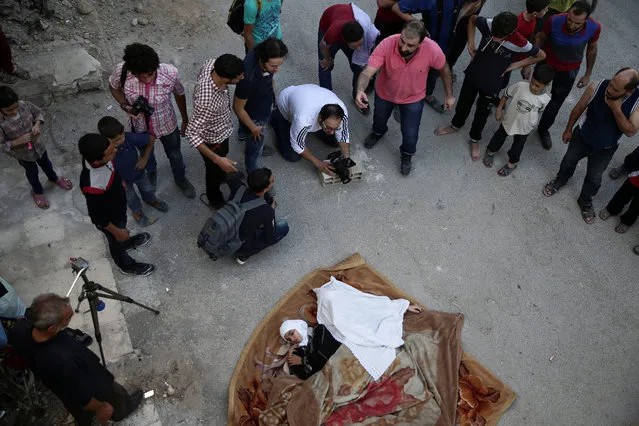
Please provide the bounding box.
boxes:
[78,133,155,276]
[515,0,551,81]
[483,64,555,176]
[435,12,546,161]
[97,116,168,227]
[0,86,72,209]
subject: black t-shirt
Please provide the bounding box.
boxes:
[10,319,114,409]
[234,50,275,122]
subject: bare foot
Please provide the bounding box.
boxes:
[470,142,480,161]
[435,125,458,136]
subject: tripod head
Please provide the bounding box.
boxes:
[66,257,90,298]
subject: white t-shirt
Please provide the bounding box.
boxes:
[276,84,349,154]
[501,81,551,136]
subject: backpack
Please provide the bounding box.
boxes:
[197,186,267,260]
[227,0,262,35]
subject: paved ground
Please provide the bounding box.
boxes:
[2,0,639,425]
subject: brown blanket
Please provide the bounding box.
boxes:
[227,254,516,426]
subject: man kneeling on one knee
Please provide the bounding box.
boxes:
[232,167,289,265]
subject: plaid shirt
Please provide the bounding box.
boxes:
[109,62,185,137]
[186,58,233,148]
[0,101,46,162]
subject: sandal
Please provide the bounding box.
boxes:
[577,199,595,225]
[615,223,629,234]
[425,96,445,113]
[146,199,169,212]
[598,208,611,220]
[497,164,517,176]
[482,152,494,168]
[55,176,73,190]
[32,192,50,209]
[608,166,627,180]
[543,180,560,197]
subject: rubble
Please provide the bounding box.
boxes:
[76,0,93,15]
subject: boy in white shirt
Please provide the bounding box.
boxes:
[483,64,555,176]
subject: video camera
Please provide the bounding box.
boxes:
[328,151,356,184]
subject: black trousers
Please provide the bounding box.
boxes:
[554,128,618,206]
[486,125,529,164]
[606,179,639,226]
[538,68,578,134]
[621,145,639,171]
[451,76,493,141]
[98,218,134,269]
[69,381,133,426]
[200,139,229,208]
[374,18,404,44]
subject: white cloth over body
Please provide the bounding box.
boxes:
[351,3,380,66]
[314,276,410,380]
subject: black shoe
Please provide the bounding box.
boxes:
[120,262,155,276]
[262,145,275,157]
[609,165,628,180]
[176,178,196,199]
[127,232,151,250]
[364,132,382,149]
[128,389,143,413]
[538,129,552,150]
[400,154,412,176]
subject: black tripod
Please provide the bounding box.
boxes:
[68,258,160,366]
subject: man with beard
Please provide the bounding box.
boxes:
[534,1,601,150]
[355,20,454,176]
[186,54,244,210]
[543,68,639,224]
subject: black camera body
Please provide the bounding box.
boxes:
[130,95,155,117]
[328,151,356,184]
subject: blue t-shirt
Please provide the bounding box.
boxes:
[398,0,462,51]
[244,0,282,45]
[113,132,157,183]
[234,50,275,122]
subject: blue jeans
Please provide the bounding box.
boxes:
[318,29,364,96]
[372,93,425,156]
[239,117,270,173]
[125,172,157,213]
[18,150,58,194]
[157,127,186,182]
[271,109,302,162]
[236,219,289,258]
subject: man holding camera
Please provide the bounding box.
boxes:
[11,293,143,425]
[109,43,195,199]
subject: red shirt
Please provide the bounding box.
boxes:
[319,4,356,45]
[375,7,403,24]
[369,34,446,104]
[515,12,537,61]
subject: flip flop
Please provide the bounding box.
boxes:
[543,180,559,197]
[615,223,630,234]
[32,192,50,209]
[55,176,73,190]
[425,96,445,113]
[497,164,517,176]
[577,199,595,225]
[482,152,494,168]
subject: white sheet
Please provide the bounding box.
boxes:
[314,276,410,380]
[351,3,380,67]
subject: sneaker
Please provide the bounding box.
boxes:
[236,255,248,265]
[146,200,169,212]
[176,178,196,199]
[364,132,382,149]
[127,232,151,250]
[262,145,275,157]
[538,129,552,150]
[120,262,155,276]
[128,389,144,413]
[608,166,628,180]
[400,154,412,176]
[134,213,158,227]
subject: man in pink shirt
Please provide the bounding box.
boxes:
[355,21,454,175]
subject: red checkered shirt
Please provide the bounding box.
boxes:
[0,101,47,162]
[109,62,185,137]
[185,58,233,148]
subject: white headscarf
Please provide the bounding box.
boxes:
[279,320,309,346]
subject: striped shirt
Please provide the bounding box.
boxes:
[276,84,349,154]
[186,59,233,148]
[0,101,46,162]
[109,62,185,137]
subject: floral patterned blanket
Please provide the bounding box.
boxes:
[227,254,516,426]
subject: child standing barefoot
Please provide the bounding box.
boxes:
[0,86,72,209]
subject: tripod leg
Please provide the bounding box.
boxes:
[75,288,86,313]
[91,282,160,315]
[88,297,107,366]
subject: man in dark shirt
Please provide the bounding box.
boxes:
[78,133,155,276]
[233,38,288,173]
[10,293,143,425]
[230,168,289,265]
